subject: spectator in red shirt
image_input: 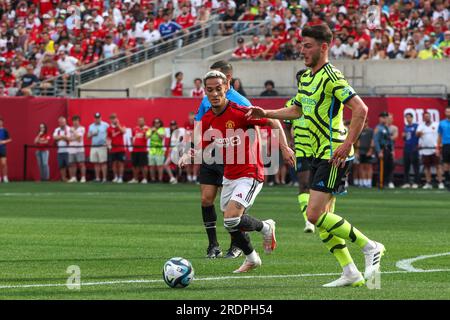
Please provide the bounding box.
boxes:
[248,35,266,60]
[190,78,205,98]
[130,116,149,184]
[262,34,279,60]
[1,66,16,90]
[231,37,250,60]
[107,113,127,183]
[171,71,184,96]
[176,4,195,30]
[34,123,51,181]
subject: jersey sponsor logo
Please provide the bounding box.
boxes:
[213,135,241,147]
[235,193,243,198]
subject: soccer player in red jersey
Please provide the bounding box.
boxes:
[107,113,127,183]
[130,117,149,184]
[180,70,295,273]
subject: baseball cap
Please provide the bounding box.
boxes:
[237,37,244,44]
[94,112,101,118]
[379,112,389,117]
[0,57,5,63]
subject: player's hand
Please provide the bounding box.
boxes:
[178,153,191,169]
[281,145,295,168]
[245,106,266,120]
[378,151,384,159]
[330,141,352,168]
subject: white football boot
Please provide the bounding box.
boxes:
[233,253,262,273]
[363,241,386,280]
[262,219,277,254]
[304,220,315,233]
[323,272,365,288]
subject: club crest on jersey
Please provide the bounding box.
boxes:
[225,120,235,129]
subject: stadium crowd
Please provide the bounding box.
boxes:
[0,0,216,96]
[228,0,450,61]
[1,107,450,190]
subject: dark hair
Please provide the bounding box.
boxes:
[405,113,414,118]
[209,60,233,75]
[175,71,183,78]
[264,80,275,88]
[194,78,202,83]
[38,123,48,134]
[72,115,81,121]
[301,24,333,45]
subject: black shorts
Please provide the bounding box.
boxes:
[131,152,148,167]
[296,156,312,173]
[310,158,352,194]
[0,149,6,158]
[111,152,126,162]
[359,154,375,164]
[199,163,224,186]
[443,144,450,164]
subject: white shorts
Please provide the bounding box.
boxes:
[90,146,108,163]
[220,177,263,212]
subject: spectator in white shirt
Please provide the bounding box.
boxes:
[103,35,119,59]
[343,35,358,59]
[417,112,445,189]
[53,116,71,182]
[57,50,80,93]
[330,37,346,59]
[143,20,162,46]
[68,115,87,183]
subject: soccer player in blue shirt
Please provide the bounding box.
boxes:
[438,106,450,189]
[0,116,12,183]
[401,112,420,189]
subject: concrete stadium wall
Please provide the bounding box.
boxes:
[173,59,450,97]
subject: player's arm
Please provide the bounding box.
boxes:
[0,132,11,145]
[266,118,295,168]
[246,104,303,121]
[331,95,368,167]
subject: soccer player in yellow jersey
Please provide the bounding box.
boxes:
[246,24,385,287]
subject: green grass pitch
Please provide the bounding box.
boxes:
[0,182,449,300]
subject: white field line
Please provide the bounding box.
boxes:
[395,252,450,272]
[1,269,450,290]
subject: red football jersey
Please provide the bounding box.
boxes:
[132,126,149,152]
[200,101,268,181]
[107,126,126,153]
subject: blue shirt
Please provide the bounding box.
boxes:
[438,119,450,145]
[194,87,251,121]
[88,121,109,146]
[403,123,419,151]
[159,21,182,39]
[0,128,10,153]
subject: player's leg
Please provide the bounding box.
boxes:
[443,145,450,188]
[296,157,314,233]
[200,183,222,258]
[221,178,273,273]
[308,160,385,286]
[149,155,156,182]
[68,154,77,182]
[157,155,164,182]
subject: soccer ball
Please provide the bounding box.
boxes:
[162,257,194,288]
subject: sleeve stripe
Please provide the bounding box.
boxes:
[343,93,357,104]
[293,99,302,107]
